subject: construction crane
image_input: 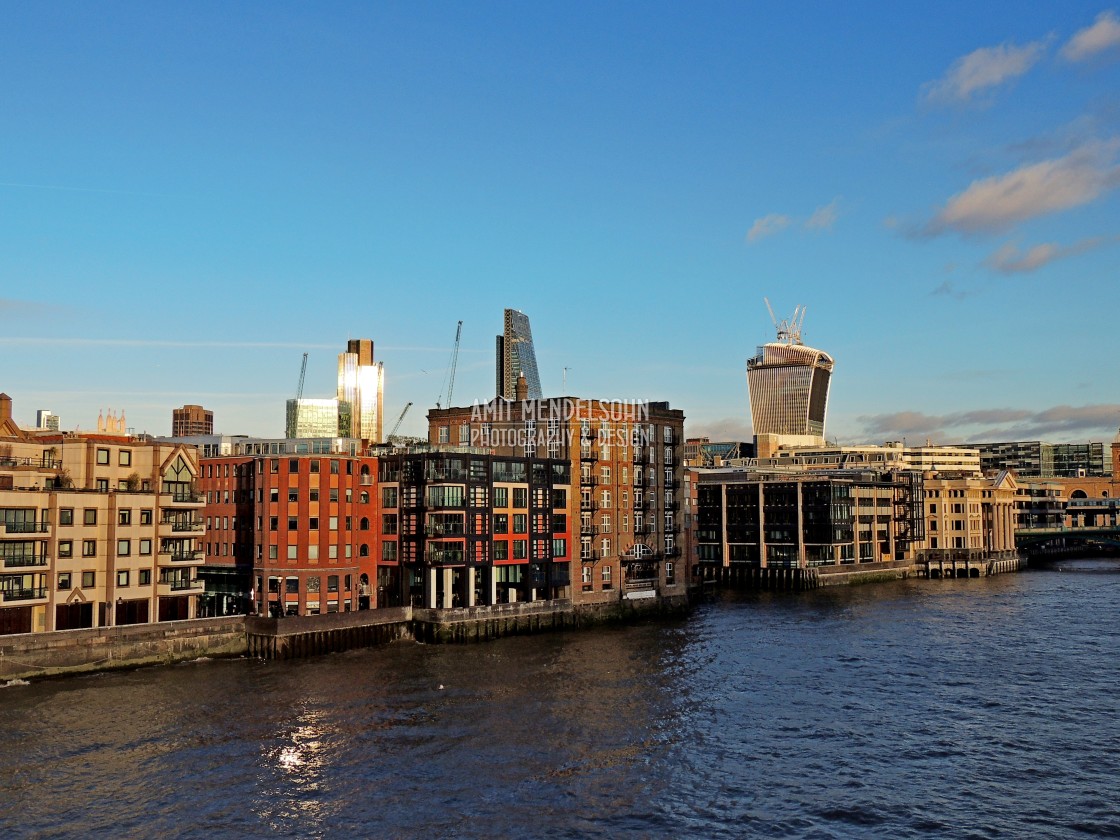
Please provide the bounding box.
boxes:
[293,352,308,435]
[763,297,805,345]
[388,402,412,441]
[435,320,463,409]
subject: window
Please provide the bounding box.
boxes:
[288,545,298,560]
[602,566,612,583]
[308,576,320,593]
[286,577,299,594]
[269,545,278,559]
[96,448,110,465]
[289,459,299,473]
[494,487,508,507]
[330,516,338,531]
[310,460,320,474]
[139,569,151,585]
[308,545,319,560]
[269,516,278,531]
[140,509,153,525]
[600,537,611,556]
[139,539,151,555]
[118,509,131,526]
[330,488,339,503]
[308,517,319,531]
[271,459,279,473]
[81,571,95,587]
[493,514,508,534]
[493,541,508,560]
[288,488,299,503]
[328,575,339,592]
[57,540,73,558]
[288,517,298,530]
[117,570,129,587]
[513,514,527,533]
[330,460,339,475]
[582,566,592,585]
[309,488,319,503]
[438,426,450,443]
[83,509,97,525]
[117,539,130,556]
[58,572,71,590]
[82,540,97,557]
[513,539,527,559]
[60,508,74,526]
[96,478,109,493]
[513,488,527,508]
[119,450,132,467]
[601,466,610,483]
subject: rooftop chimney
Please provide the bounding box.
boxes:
[515,373,528,402]
[0,393,11,423]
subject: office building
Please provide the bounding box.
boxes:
[972,440,1111,478]
[496,309,542,400]
[35,410,60,432]
[285,398,350,439]
[171,404,213,437]
[695,469,925,570]
[337,339,384,444]
[747,306,833,457]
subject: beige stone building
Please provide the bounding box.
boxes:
[917,470,1018,560]
[0,393,205,635]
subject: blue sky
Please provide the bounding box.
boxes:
[2,1,1119,444]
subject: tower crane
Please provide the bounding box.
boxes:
[293,352,308,435]
[436,320,463,409]
[388,402,413,442]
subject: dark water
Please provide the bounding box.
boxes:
[3,562,1120,839]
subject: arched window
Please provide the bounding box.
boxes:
[360,491,369,504]
[360,517,370,530]
[1071,489,1088,499]
[359,544,369,557]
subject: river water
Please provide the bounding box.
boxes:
[2,561,1119,839]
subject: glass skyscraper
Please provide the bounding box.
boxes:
[496,308,542,400]
[747,337,833,438]
[337,339,384,443]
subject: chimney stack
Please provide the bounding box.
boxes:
[515,373,528,402]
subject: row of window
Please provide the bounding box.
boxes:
[58,508,155,526]
[57,568,152,589]
[57,538,156,558]
[95,448,132,467]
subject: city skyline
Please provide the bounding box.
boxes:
[2,3,1119,444]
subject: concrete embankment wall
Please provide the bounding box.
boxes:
[817,560,915,587]
[245,607,412,660]
[0,616,246,682]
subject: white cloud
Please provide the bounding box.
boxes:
[746,213,791,243]
[926,141,1120,234]
[804,198,840,231]
[1062,11,1120,61]
[984,235,1117,273]
[924,41,1047,103]
[857,404,1120,443]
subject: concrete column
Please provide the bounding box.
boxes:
[425,568,437,609]
[467,567,477,607]
[441,568,454,609]
[796,482,806,569]
[487,566,498,605]
[758,483,768,568]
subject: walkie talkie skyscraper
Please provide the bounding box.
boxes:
[747,301,833,453]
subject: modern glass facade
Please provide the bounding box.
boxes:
[337,338,384,443]
[285,398,348,439]
[496,308,543,400]
[746,342,834,437]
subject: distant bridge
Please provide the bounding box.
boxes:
[1014,526,1120,555]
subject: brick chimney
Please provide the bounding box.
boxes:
[0,393,11,423]
[515,373,528,402]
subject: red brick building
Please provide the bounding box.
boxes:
[199,451,379,617]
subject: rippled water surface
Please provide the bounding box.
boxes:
[3,562,1120,838]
